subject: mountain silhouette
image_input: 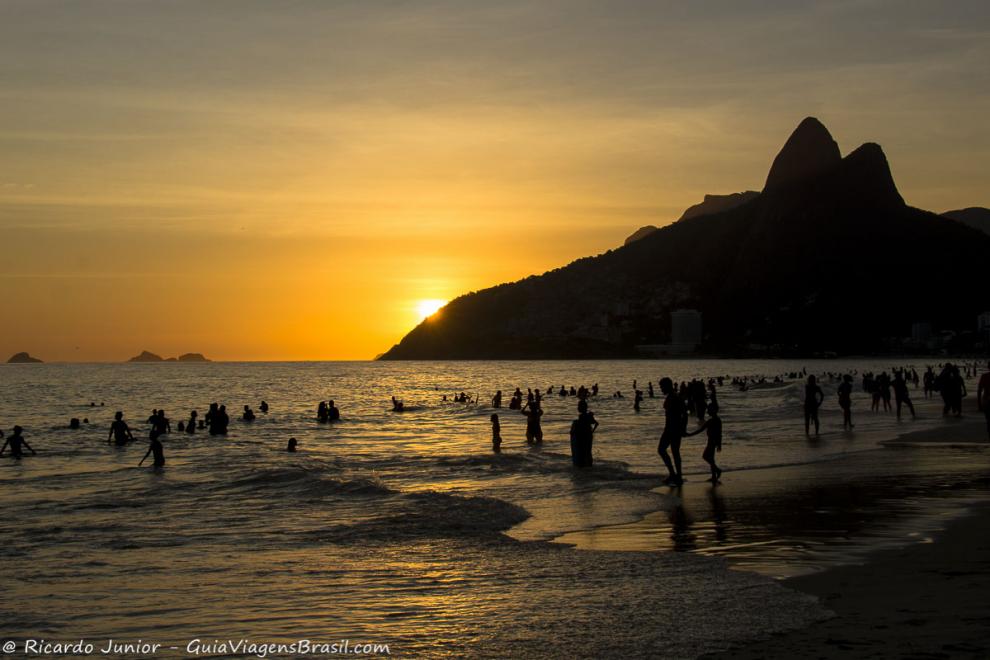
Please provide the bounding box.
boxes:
[7,352,43,363]
[380,118,990,359]
[942,207,990,236]
[624,191,760,245]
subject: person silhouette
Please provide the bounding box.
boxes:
[569,399,599,467]
[490,414,502,454]
[391,396,404,412]
[684,403,722,482]
[185,410,197,434]
[522,405,543,445]
[634,389,643,412]
[837,374,854,430]
[492,390,502,408]
[259,400,269,414]
[286,437,298,452]
[242,405,256,421]
[327,400,340,421]
[317,401,329,422]
[108,411,135,445]
[1,426,35,459]
[892,371,916,420]
[804,375,824,435]
[658,377,686,485]
[139,429,165,468]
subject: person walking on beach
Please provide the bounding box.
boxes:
[892,371,916,420]
[838,375,854,430]
[978,361,990,440]
[658,377,686,485]
[684,403,722,483]
[108,411,136,445]
[804,375,824,435]
[0,426,35,459]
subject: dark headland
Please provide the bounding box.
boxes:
[380,117,990,360]
[7,352,43,363]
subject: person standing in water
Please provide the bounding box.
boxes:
[108,411,136,445]
[1,426,35,459]
[139,429,165,468]
[286,437,298,452]
[634,389,643,412]
[837,375,854,431]
[522,405,543,445]
[804,375,824,435]
[684,403,722,483]
[490,414,502,454]
[185,410,197,435]
[658,378,686,485]
[327,400,340,421]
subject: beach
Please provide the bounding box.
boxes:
[1,359,988,658]
[711,502,990,659]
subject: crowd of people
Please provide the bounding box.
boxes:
[2,361,988,487]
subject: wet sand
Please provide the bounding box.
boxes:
[708,503,990,659]
[555,414,990,657]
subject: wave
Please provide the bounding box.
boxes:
[217,464,394,498]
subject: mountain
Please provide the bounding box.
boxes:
[624,191,760,245]
[380,117,990,359]
[7,352,42,363]
[942,207,990,236]
[128,350,164,362]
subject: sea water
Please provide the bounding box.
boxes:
[1,360,987,657]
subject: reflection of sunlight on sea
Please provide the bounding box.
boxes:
[1,359,986,655]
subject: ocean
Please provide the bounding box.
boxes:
[2,359,988,658]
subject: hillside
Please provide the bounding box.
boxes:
[942,207,990,236]
[380,118,990,359]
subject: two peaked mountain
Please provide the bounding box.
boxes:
[380,118,990,359]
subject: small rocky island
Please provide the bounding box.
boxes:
[128,350,211,362]
[7,352,43,363]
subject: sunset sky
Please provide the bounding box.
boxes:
[2,0,988,361]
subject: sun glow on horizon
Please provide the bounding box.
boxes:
[416,299,448,321]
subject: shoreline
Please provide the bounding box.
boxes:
[707,502,990,658]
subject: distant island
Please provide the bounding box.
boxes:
[128,350,211,362]
[7,352,43,363]
[380,117,990,359]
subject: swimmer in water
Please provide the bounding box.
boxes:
[287,437,298,452]
[327,400,340,421]
[108,412,135,446]
[1,426,35,459]
[391,396,404,412]
[243,405,256,421]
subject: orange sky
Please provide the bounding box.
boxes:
[1,1,988,361]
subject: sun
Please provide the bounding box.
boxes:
[416,298,447,321]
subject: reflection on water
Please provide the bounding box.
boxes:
[558,447,990,579]
[0,360,986,656]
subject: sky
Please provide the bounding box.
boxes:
[1,0,988,361]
